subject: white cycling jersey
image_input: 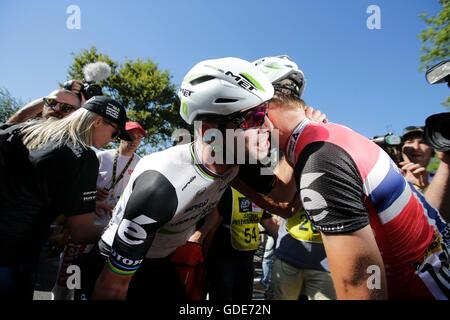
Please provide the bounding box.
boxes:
[100,142,238,275]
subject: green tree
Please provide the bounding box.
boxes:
[418,0,450,107]
[67,47,190,152]
[0,87,23,124]
[419,0,450,70]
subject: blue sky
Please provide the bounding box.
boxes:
[0,0,448,138]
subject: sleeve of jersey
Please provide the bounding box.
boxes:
[107,170,178,276]
[296,142,370,234]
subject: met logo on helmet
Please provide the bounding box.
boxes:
[224,71,265,93]
[180,88,193,97]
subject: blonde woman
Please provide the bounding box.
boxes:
[0,96,131,299]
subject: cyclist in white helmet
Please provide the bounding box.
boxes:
[249,54,449,299]
[86,57,274,300]
[233,55,325,218]
[254,55,306,98]
[220,55,334,300]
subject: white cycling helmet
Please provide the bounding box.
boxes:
[253,55,306,98]
[178,57,274,124]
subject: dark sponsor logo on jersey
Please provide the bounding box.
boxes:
[110,248,143,267]
[182,176,197,191]
[184,199,208,214]
[171,201,219,227]
[238,197,252,213]
[194,187,207,199]
[180,88,194,97]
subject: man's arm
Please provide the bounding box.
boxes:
[189,207,221,244]
[232,176,297,218]
[92,170,177,300]
[321,225,387,299]
[296,142,386,298]
[65,212,106,244]
[424,152,450,221]
[92,265,133,300]
[233,157,299,218]
[260,214,279,239]
[7,98,45,124]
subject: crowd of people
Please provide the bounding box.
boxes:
[0,55,449,300]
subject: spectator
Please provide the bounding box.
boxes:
[95,121,146,224]
[52,120,145,299]
[400,124,450,223]
[206,187,276,300]
[0,96,130,299]
[400,126,434,191]
[5,81,83,125]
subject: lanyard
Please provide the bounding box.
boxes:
[108,150,135,191]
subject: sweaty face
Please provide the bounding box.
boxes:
[402,134,433,168]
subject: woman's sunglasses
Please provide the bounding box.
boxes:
[43,98,78,113]
[102,119,120,139]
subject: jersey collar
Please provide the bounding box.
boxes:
[286,118,311,166]
[190,142,225,180]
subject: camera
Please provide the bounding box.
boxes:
[425,59,450,86]
[424,113,450,152]
[371,133,403,164]
[63,80,103,100]
[423,60,450,153]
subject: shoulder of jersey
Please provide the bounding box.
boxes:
[134,143,192,172]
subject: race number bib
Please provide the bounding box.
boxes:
[286,210,322,243]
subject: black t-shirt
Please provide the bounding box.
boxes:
[209,187,271,259]
[0,137,98,265]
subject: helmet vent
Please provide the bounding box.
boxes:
[215,98,238,103]
[190,75,215,86]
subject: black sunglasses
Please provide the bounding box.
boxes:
[43,98,78,113]
[102,119,120,139]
